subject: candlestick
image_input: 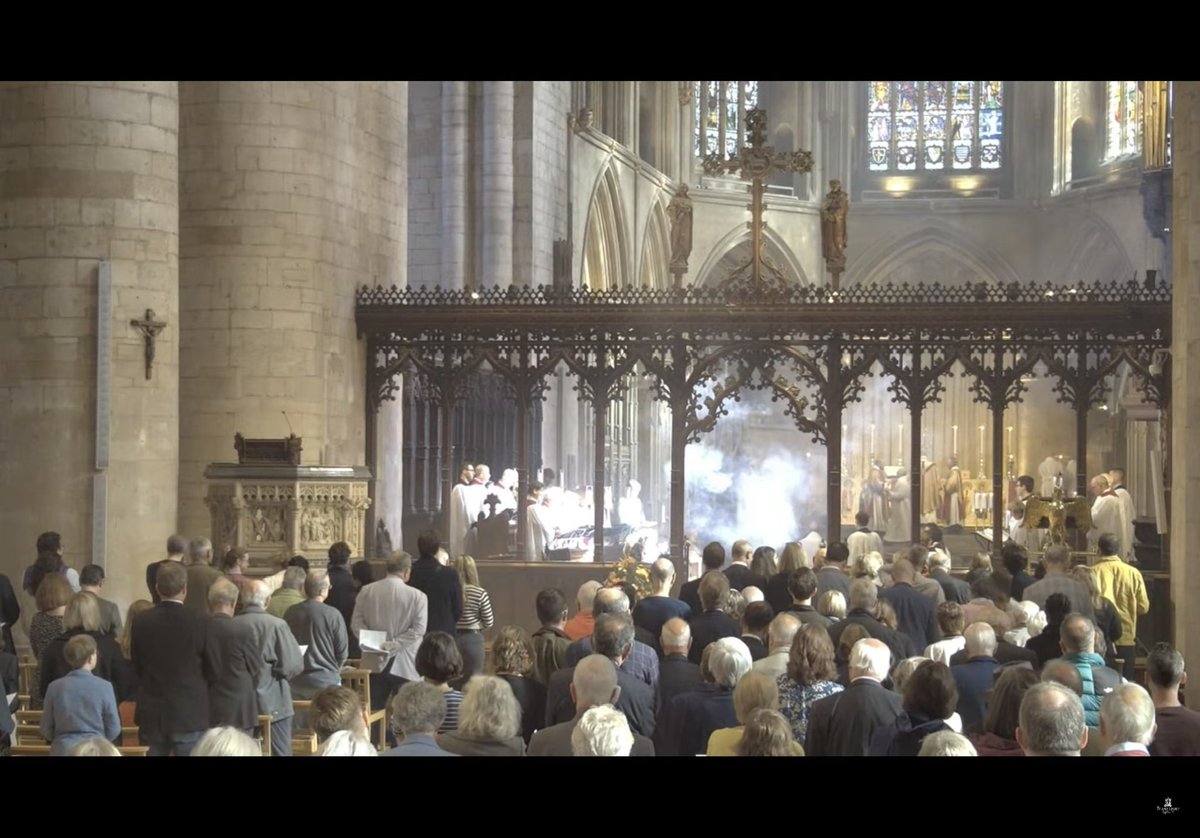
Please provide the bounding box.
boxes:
[897,423,904,467]
[869,424,875,458]
[978,424,986,476]
[952,425,958,455]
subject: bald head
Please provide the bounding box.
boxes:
[572,654,620,711]
[243,579,271,608]
[741,586,764,604]
[964,622,997,658]
[766,613,801,652]
[891,558,915,584]
[650,558,675,593]
[592,587,630,617]
[1041,658,1084,695]
[661,618,691,655]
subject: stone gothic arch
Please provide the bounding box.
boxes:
[693,224,811,287]
[639,196,671,290]
[850,221,1022,288]
[1057,215,1136,285]
[581,164,631,291]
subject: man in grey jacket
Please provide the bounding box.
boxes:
[238,580,303,756]
[285,570,349,700]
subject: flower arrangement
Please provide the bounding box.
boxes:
[605,555,653,602]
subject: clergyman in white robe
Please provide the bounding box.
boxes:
[526,501,557,562]
[884,473,912,543]
[448,482,472,559]
[1111,484,1136,561]
[1089,491,1124,553]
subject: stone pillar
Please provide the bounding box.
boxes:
[1171,81,1200,676]
[441,81,468,290]
[0,82,180,618]
[481,82,514,288]
[177,82,407,548]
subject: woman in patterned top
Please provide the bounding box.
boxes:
[29,573,73,709]
[416,631,465,733]
[453,555,494,680]
[776,622,843,745]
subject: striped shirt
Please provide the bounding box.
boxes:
[439,689,463,733]
[455,585,495,632]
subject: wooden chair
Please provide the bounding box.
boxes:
[291,699,316,756]
[118,746,149,757]
[341,668,387,750]
[18,657,37,696]
[14,709,41,726]
[120,725,140,747]
[256,714,273,756]
[292,732,319,756]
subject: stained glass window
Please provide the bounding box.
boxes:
[867,81,1004,173]
[1105,81,1142,161]
[694,81,760,159]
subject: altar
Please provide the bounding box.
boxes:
[204,434,372,567]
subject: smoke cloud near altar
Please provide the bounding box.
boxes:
[680,392,828,551]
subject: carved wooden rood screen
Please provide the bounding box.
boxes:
[356,278,1171,575]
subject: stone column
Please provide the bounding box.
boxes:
[441,81,468,290]
[1171,81,1200,676]
[481,81,514,289]
[0,82,180,617]
[177,82,407,548]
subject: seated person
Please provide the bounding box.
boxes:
[310,685,377,756]
[39,634,120,756]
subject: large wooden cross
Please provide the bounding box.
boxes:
[702,108,814,289]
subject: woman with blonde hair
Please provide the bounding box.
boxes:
[491,625,545,744]
[736,708,800,757]
[765,542,810,614]
[118,599,153,661]
[68,736,122,756]
[817,590,846,622]
[453,554,494,680]
[852,551,884,586]
[38,592,135,704]
[436,675,526,756]
[191,726,261,757]
[708,671,804,755]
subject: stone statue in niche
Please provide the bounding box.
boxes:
[820,179,849,267]
[668,185,694,272]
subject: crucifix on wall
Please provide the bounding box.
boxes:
[130,308,167,380]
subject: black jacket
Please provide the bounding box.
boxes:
[407,557,462,635]
[203,613,263,730]
[131,601,211,739]
[806,678,903,756]
[325,564,359,657]
[39,628,136,703]
[546,662,657,738]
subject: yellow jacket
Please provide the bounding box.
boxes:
[1092,555,1149,645]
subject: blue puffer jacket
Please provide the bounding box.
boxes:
[1064,651,1119,728]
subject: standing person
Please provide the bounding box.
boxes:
[723,540,762,592]
[408,530,462,636]
[884,468,912,543]
[1088,475,1124,553]
[680,542,726,614]
[285,570,350,700]
[183,537,223,614]
[815,542,851,601]
[531,587,571,686]
[765,542,809,616]
[491,625,546,744]
[203,578,262,735]
[805,638,903,757]
[563,580,602,641]
[38,592,135,704]
[1107,468,1137,561]
[237,580,303,757]
[1091,533,1150,681]
[266,567,307,619]
[131,562,211,757]
[39,634,120,756]
[324,541,359,659]
[146,535,188,605]
[942,459,964,527]
[25,531,81,597]
[351,552,428,711]
[1146,642,1200,756]
[0,568,18,661]
[452,555,494,680]
[632,558,691,654]
[79,564,122,637]
[28,573,72,708]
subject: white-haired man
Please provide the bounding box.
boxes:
[530,653,655,756]
[927,547,970,604]
[238,579,303,756]
[950,622,1000,731]
[1099,682,1156,756]
[1088,475,1124,553]
[752,613,801,680]
[1016,681,1088,756]
[659,636,752,756]
[572,704,635,756]
[204,577,262,735]
[285,571,349,700]
[564,579,603,641]
[806,638,903,756]
[632,558,692,654]
[827,577,916,662]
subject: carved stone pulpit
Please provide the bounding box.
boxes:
[205,435,372,567]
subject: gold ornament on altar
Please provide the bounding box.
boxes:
[605,555,654,602]
[1024,485,1092,546]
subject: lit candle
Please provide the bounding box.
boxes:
[979,425,986,475]
[952,425,958,455]
[897,423,904,466]
[869,424,875,456]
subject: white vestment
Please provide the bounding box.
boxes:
[1113,486,1136,560]
[525,503,556,562]
[1089,493,1124,552]
[1038,457,1062,497]
[847,529,884,566]
[884,476,911,543]
[448,483,472,558]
